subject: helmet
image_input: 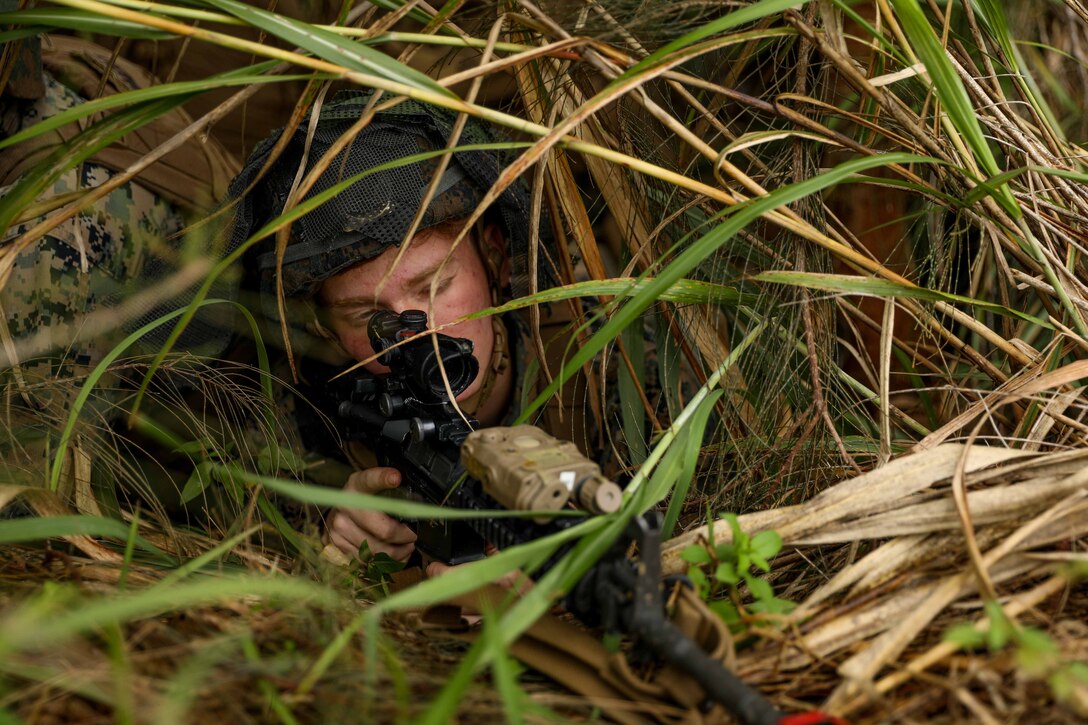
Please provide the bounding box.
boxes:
[225,90,551,316]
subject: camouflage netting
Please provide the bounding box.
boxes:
[225,90,555,310]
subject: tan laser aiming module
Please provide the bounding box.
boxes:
[460,426,622,520]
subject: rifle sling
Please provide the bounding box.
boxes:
[414,581,737,725]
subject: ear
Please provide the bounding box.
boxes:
[303,301,352,364]
[481,222,511,289]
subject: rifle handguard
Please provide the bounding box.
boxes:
[461,426,622,519]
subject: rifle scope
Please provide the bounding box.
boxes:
[367,310,480,404]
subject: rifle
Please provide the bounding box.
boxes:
[329,309,846,725]
[331,309,620,565]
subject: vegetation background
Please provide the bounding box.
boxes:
[2,0,1088,722]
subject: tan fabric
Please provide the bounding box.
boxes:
[420,582,737,725]
[0,35,239,212]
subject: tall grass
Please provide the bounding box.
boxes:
[1,0,1087,721]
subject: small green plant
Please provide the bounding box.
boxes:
[944,599,1088,706]
[352,541,406,596]
[680,513,793,632]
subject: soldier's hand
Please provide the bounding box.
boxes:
[325,468,417,562]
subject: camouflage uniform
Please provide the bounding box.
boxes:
[1,74,186,402]
[0,31,237,499]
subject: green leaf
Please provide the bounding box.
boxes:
[179,461,216,505]
[1014,627,1059,677]
[1050,669,1075,701]
[737,550,751,575]
[1015,643,1055,678]
[984,600,1013,651]
[681,545,713,565]
[750,530,783,569]
[709,599,741,627]
[1016,626,1059,656]
[744,574,774,602]
[748,597,795,616]
[944,623,986,650]
[1068,662,1088,683]
[724,513,744,544]
[687,566,710,599]
[365,552,406,580]
[714,562,740,585]
[713,542,737,562]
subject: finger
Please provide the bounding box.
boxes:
[426,561,451,578]
[329,512,365,549]
[332,508,417,547]
[330,527,415,563]
[363,512,417,545]
[329,529,360,558]
[341,509,417,545]
[346,468,401,495]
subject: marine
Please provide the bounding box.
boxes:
[222,90,630,566]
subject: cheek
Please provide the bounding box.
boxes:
[333,327,388,373]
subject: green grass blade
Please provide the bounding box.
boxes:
[0,63,311,151]
[0,97,192,235]
[620,0,811,81]
[753,271,1053,328]
[0,515,171,562]
[889,0,1018,215]
[0,7,172,37]
[246,468,584,521]
[661,391,722,539]
[154,527,259,588]
[0,577,337,657]
[48,301,220,492]
[196,0,452,96]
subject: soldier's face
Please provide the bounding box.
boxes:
[317,223,503,401]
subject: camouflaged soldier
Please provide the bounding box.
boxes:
[225,91,615,566]
[0,26,237,493]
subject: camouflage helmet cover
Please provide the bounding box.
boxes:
[226,90,549,308]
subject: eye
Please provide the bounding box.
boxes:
[349,309,375,326]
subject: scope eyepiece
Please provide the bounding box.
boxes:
[366,309,480,403]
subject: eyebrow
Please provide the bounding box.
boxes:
[324,256,460,308]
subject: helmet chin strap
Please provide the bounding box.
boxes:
[455,314,509,420]
[457,219,512,420]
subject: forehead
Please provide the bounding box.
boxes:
[319,224,477,301]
